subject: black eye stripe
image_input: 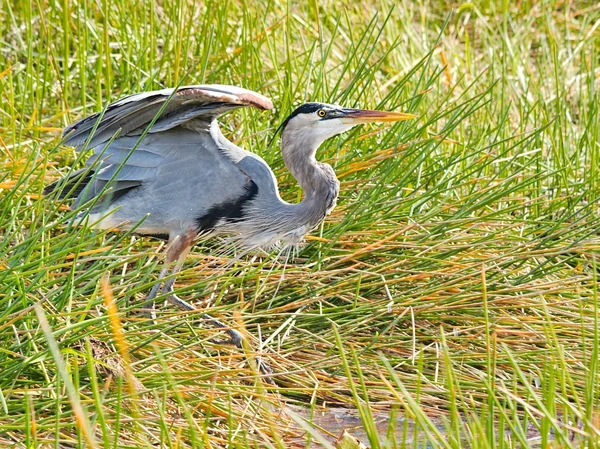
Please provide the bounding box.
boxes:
[288,103,325,118]
[279,102,341,134]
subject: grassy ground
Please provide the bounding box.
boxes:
[1,0,600,447]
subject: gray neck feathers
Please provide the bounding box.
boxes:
[282,131,322,197]
[279,129,340,233]
[230,128,340,249]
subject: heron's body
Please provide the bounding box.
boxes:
[45,84,413,342]
[49,85,347,249]
[83,123,328,248]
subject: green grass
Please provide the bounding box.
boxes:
[1,0,600,447]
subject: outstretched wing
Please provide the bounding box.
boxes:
[46,85,273,236]
[62,84,273,150]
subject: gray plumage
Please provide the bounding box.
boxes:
[45,84,413,340]
[48,85,355,248]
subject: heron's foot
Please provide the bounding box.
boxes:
[162,292,242,347]
[144,288,272,378]
[200,313,243,348]
[165,292,195,311]
[166,295,272,377]
[255,356,275,383]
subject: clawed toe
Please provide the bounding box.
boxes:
[200,314,243,347]
[141,253,272,379]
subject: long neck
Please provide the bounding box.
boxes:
[210,120,340,248]
[281,131,340,211]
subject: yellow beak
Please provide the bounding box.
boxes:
[339,108,417,124]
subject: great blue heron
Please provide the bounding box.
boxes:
[45,84,414,345]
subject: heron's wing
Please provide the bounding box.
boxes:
[72,129,258,235]
[62,84,273,150]
[47,85,273,233]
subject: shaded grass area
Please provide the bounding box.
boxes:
[1,0,599,447]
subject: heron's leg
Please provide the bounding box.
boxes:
[144,230,243,347]
[162,285,243,348]
[144,265,169,302]
[142,231,195,315]
[159,248,190,298]
[161,285,269,377]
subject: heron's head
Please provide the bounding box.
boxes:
[280,102,415,151]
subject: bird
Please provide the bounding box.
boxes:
[45,84,414,345]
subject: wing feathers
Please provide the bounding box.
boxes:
[48,85,270,233]
[62,85,273,150]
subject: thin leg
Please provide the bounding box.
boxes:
[162,285,271,379]
[161,285,243,348]
[143,231,194,311]
[143,230,243,348]
[142,265,169,318]
[160,247,189,296]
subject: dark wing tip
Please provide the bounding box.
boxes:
[61,118,83,139]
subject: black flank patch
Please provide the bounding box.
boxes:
[195,180,259,232]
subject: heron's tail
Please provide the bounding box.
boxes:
[43,168,95,200]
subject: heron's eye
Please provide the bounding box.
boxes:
[317,109,327,117]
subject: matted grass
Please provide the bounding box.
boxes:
[1,0,599,447]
